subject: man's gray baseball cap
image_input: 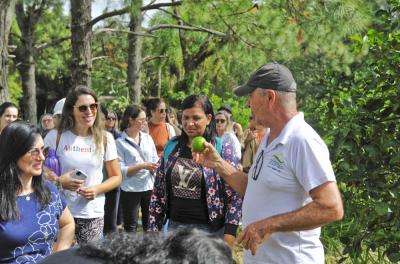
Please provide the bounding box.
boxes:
[233,63,297,96]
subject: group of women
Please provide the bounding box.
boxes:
[0,87,242,263]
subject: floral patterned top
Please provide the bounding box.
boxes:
[148,138,242,236]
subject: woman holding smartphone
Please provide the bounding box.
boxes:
[44,86,121,244]
[116,105,158,233]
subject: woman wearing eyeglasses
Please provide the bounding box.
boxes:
[215,110,242,165]
[39,113,55,138]
[104,110,120,139]
[115,105,158,233]
[143,98,176,158]
[0,121,74,263]
[148,94,242,249]
[44,86,122,244]
[0,102,19,134]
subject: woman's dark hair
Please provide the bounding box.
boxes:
[0,121,51,221]
[178,94,217,147]
[78,228,233,264]
[142,98,164,117]
[120,105,146,131]
[0,101,18,117]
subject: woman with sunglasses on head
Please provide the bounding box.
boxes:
[115,105,158,233]
[215,110,242,165]
[44,86,122,244]
[143,98,176,158]
[148,94,242,249]
[0,121,74,263]
[0,102,19,134]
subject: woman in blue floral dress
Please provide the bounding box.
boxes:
[148,94,242,248]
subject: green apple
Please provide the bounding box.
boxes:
[192,136,206,152]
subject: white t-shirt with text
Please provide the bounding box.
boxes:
[44,129,118,218]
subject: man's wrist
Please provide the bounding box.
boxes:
[215,158,237,178]
[215,158,226,175]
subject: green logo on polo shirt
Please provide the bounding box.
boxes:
[273,153,284,164]
[268,153,284,172]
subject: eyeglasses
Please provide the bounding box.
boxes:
[28,146,49,158]
[158,109,169,114]
[251,150,264,181]
[74,103,98,113]
[215,119,226,124]
[42,118,53,122]
[106,117,116,121]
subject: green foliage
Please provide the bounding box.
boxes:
[304,2,400,262]
[7,70,23,104]
[142,0,374,128]
[34,1,71,79]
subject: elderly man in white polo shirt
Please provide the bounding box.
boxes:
[193,63,343,263]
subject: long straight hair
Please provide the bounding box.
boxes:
[58,85,104,156]
[0,121,51,221]
[178,94,217,147]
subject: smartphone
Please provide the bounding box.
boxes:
[71,169,88,181]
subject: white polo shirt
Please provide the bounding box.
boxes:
[242,112,336,264]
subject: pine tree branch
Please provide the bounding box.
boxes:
[35,36,70,51]
[32,0,48,25]
[142,55,167,65]
[210,2,257,48]
[88,7,130,28]
[89,1,183,28]
[93,28,154,37]
[142,1,183,11]
[92,56,108,62]
[146,24,226,36]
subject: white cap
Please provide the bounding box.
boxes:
[53,98,66,116]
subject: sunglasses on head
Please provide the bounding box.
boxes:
[215,119,226,124]
[74,103,98,113]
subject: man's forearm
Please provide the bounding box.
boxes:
[259,200,343,234]
[215,159,248,196]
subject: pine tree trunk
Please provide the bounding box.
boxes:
[70,0,92,88]
[17,53,37,124]
[0,0,16,103]
[127,0,143,104]
[15,3,38,124]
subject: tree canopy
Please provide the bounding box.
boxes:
[1,0,399,262]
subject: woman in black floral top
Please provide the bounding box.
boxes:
[148,94,242,249]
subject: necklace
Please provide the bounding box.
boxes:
[26,196,31,201]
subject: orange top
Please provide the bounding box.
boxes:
[148,121,170,157]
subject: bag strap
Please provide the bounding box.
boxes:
[56,130,61,152]
[215,137,223,154]
[125,137,147,162]
[163,137,178,163]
